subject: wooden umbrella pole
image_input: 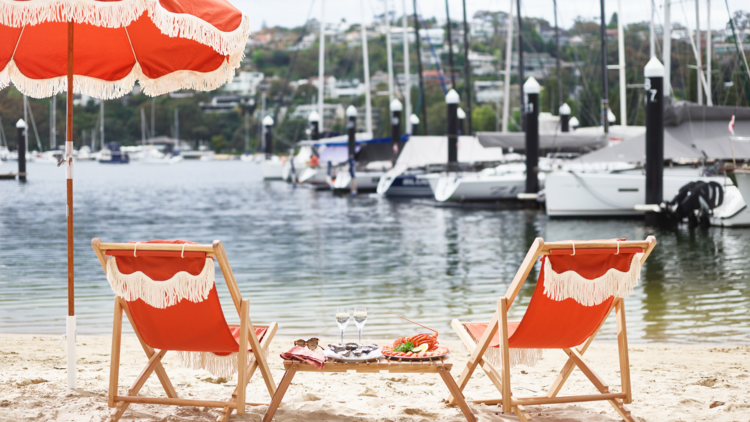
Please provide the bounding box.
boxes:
[65,20,76,390]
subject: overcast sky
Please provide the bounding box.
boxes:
[235,0,748,34]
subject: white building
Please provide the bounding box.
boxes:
[303,76,338,98]
[474,80,504,103]
[469,51,497,76]
[418,28,445,47]
[333,78,366,98]
[223,71,264,96]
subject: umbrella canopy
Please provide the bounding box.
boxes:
[0,0,249,97]
[0,0,249,391]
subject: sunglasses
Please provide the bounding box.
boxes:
[294,338,321,350]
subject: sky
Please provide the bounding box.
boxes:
[235,0,748,35]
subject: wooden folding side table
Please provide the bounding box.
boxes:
[262,357,477,422]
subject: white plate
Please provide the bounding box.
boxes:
[323,349,383,363]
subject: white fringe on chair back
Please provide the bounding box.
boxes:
[177,351,257,378]
[459,334,544,368]
[543,255,641,306]
[106,257,215,309]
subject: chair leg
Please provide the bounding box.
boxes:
[450,319,505,405]
[262,365,298,422]
[237,300,249,415]
[513,404,531,421]
[499,298,512,414]
[106,349,168,422]
[615,299,632,404]
[108,298,123,408]
[448,314,500,405]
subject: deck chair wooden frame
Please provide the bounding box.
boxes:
[448,237,656,422]
[91,238,278,422]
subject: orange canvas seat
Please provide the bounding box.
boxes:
[92,239,278,422]
[449,238,656,422]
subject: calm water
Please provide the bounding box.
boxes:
[0,161,748,344]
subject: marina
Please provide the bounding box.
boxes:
[2,0,750,420]
[1,160,749,344]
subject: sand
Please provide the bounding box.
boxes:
[0,333,748,422]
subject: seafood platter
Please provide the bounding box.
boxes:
[380,312,449,361]
[381,333,449,361]
[324,343,382,362]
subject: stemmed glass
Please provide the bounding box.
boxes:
[353,307,368,344]
[335,308,351,345]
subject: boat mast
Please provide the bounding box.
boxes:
[318,0,326,133]
[650,0,655,57]
[554,0,561,114]
[502,0,514,133]
[599,0,609,133]
[461,0,472,133]
[140,108,147,146]
[412,0,428,134]
[174,108,179,145]
[696,0,702,105]
[706,0,712,105]
[100,100,105,147]
[401,0,412,133]
[663,0,671,96]
[360,0,373,134]
[23,95,28,152]
[516,0,524,130]
[385,0,395,103]
[617,0,627,125]
[50,95,56,149]
[444,0,456,88]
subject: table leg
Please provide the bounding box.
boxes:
[262,365,297,422]
[438,367,477,422]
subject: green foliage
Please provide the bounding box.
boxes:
[471,105,497,132]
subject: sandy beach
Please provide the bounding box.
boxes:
[0,334,748,421]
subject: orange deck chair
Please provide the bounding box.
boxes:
[91,239,278,422]
[449,237,656,422]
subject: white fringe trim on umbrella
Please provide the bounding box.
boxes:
[0,0,145,28]
[543,254,641,306]
[459,341,544,368]
[6,54,239,99]
[0,0,250,57]
[147,0,251,57]
[106,256,215,308]
[0,62,9,91]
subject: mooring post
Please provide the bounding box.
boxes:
[644,57,665,225]
[457,107,466,136]
[16,119,27,182]
[390,99,402,160]
[559,103,571,133]
[410,114,420,136]
[308,111,320,141]
[346,105,358,196]
[446,89,459,171]
[524,77,540,194]
[263,115,274,158]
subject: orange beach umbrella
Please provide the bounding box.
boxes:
[0,0,250,388]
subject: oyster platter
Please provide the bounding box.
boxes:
[324,343,382,362]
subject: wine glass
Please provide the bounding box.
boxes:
[353,307,368,344]
[335,308,351,345]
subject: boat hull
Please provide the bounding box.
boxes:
[545,170,728,217]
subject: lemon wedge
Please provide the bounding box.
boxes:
[412,344,429,353]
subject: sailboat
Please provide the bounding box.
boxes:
[544,0,745,218]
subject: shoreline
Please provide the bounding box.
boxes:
[1,334,748,421]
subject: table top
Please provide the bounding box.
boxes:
[283,356,454,373]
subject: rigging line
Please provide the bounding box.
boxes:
[415,5,447,94]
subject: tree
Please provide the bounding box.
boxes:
[471,105,497,132]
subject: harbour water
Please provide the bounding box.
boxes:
[0,161,748,344]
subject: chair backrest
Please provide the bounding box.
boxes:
[102,240,240,353]
[508,246,642,350]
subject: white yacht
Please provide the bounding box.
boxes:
[711,169,750,227]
